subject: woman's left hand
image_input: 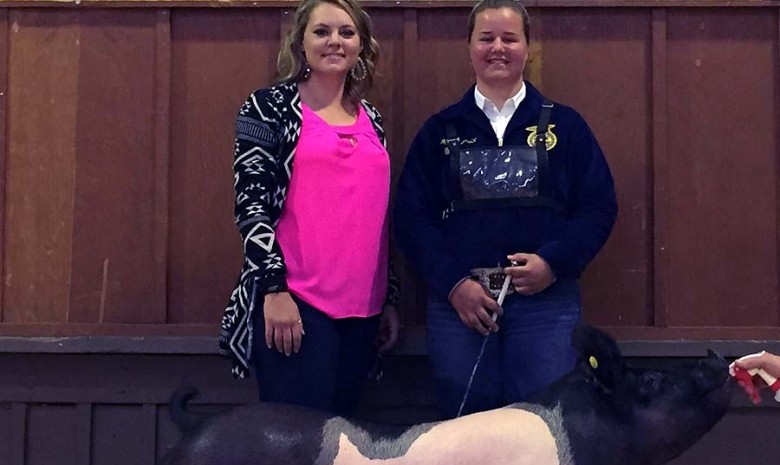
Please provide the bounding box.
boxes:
[376,305,401,353]
[505,253,556,295]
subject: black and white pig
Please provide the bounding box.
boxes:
[159,325,733,465]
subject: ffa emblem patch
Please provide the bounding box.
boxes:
[526,125,558,151]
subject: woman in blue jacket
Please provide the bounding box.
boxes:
[394,0,617,419]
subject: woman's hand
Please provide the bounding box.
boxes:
[263,292,304,356]
[736,351,780,380]
[377,305,401,353]
[505,253,556,295]
[449,279,503,336]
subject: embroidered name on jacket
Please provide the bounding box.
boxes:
[439,137,477,147]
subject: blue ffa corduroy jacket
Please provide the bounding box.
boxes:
[393,81,618,302]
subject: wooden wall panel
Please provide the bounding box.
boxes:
[68,10,162,324]
[5,10,80,323]
[0,4,779,336]
[365,9,404,172]
[6,403,26,465]
[392,8,426,324]
[156,405,180,462]
[667,408,780,465]
[651,8,670,327]
[27,405,83,465]
[74,404,92,465]
[364,9,416,322]
[93,405,154,465]
[390,8,474,324]
[540,9,653,326]
[0,404,15,464]
[153,10,172,328]
[666,9,778,326]
[167,9,280,324]
[777,8,780,329]
[411,9,474,139]
[0,9,7,323]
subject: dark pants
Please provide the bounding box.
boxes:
[250,294,380,417]
[426,280,580,419]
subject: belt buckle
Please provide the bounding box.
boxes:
[486,271,506,291]
[470,267,513,299]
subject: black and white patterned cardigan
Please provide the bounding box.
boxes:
[219,81,401,379]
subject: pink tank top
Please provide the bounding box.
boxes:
[275,103,390,318]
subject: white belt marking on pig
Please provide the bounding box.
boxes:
[320,406,565,465]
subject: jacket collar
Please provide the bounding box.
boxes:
[439,80,546,135]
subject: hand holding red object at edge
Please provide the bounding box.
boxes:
[729,351,780,404]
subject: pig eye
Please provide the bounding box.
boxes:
[638,372,664,399]
[692,365,721,393]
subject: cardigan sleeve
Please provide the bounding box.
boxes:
[233,90,289,294]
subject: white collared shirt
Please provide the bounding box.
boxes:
[474,84,526,146]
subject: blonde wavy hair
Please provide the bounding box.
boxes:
[277,0,379,104]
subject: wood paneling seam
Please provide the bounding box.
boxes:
[651,8,668,327]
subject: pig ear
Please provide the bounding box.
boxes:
[694,349,728,393]
[572,325,626,390]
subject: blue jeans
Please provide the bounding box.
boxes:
[251,294,380,416]
[426,281,581,419]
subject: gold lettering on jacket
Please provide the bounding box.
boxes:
[439,137,478,146]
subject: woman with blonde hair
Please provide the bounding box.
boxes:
[219,0,400,416]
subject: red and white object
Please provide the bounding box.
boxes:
[729,351,780,404]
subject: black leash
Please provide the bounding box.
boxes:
[456,273,513,417]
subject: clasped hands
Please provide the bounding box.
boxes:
[449,253,556,335]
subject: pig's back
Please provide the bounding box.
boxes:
[328,405,571,465]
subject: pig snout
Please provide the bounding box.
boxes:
[626,350,733,465]
[693,350,732,399]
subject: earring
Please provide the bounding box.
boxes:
[350,56,367,81]
[302,61,312,80]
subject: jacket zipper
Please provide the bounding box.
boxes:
[442,201,454,220]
